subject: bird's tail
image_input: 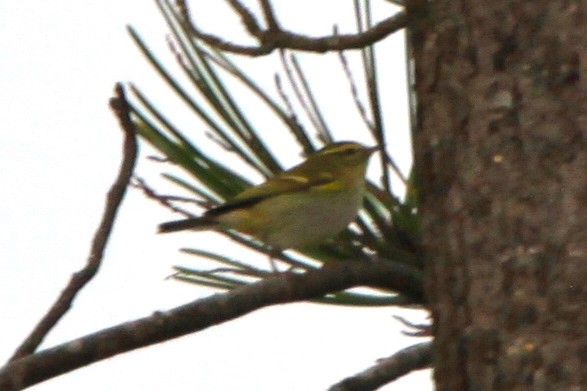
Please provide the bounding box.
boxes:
[158,217,218,233]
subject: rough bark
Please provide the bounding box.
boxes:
[411,1,587,390]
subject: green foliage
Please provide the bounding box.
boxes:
[129,0,421,306]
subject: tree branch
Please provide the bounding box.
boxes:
[0,261,423,390]
[187,3,407,56]
[8,84,138,361]
[259,0,280,32]
[329,341,432,391]
[226,0,263,36]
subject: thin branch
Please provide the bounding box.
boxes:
[329,341,432,391]
[337,49,376,132]
[259,0,280,31]
[0,261,424,390]
[274,74,295,115]
[226,0,263,36]
[279,51,330,143]
[290,54,333,143]
[8,84,138,362]
[359,1,393,193]
[188,10,407,56]
[131,176,205,214]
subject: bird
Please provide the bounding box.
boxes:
[159,141,376,252]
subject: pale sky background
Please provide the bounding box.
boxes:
[0,1,432,390]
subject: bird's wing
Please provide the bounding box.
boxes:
[205,172,335,217]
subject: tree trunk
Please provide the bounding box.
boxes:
[411,1,587,390]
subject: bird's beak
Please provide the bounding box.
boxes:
[367,146,379,155]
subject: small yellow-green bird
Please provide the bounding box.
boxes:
[159,141,376,251]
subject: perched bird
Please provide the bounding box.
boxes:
[159,141,376,251]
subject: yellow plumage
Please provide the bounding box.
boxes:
[159,141,376,250]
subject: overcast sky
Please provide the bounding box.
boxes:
[0,1,432,390]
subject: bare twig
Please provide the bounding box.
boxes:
[337,49,375,131]
[0,261,424,390]
[273,73,316,153]
[274,74,295,116]
[131,176,202,215]
[279,51,316,131]
[279,51,331,143]
[226,0,263,36]
[8,84,138,361]
[290,54,333,143]
[329,341,432,391]
[187,8,407,56]
[259,0,280,31]
[133,176,206,206]
[355,0,394,193]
